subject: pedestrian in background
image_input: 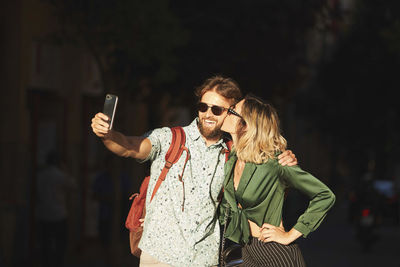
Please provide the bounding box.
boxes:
[36,150,76,267]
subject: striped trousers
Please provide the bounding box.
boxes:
[242,238,306,267]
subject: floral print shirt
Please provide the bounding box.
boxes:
[138,118,228,267]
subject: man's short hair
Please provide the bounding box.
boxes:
[195,75,243,105]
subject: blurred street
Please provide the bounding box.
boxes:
[51,197,400,267]
[299,199,400,267]
[2,1,400,267]
[61,238,138,267]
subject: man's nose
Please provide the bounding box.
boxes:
[205,107,214,117]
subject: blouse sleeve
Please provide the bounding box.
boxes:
[280,165,336,237]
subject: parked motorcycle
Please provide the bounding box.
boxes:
[348,174,380,252]
[354,205,379,252]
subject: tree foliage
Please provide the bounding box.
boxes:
[171,0,327,104]
[44,0,330,104]
[303,0,400,176]
[44,0,188,93]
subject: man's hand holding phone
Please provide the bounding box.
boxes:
[90,93,152,160]
[91,93,118,138]
[91,112,111,138]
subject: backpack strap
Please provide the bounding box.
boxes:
[223,139,233,162]
[150,127,190,203]
[217,138,233,202]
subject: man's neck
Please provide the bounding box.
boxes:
[204,136,222,147]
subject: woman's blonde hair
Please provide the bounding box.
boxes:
[235,94,287,164]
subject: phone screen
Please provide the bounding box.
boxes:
[103,94,118,130]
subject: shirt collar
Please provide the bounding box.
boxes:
[187,118,228,149]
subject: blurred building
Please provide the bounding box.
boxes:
[0,1,146,266]
[0,0,359,266]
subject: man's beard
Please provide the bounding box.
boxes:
[198,119,223,140]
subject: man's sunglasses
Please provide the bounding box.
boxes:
[227,108,244,120]
[197,102,228,116]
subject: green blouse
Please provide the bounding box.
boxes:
[220,152,336,245]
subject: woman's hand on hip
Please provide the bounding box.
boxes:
[259,223,302,245]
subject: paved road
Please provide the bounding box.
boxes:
[298,199,400,267]
[61,197,400,267]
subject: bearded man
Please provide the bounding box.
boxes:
[91,76,297,267]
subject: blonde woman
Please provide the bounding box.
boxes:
[220,95,335,267]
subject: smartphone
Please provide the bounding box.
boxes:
[103,94,118,130]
